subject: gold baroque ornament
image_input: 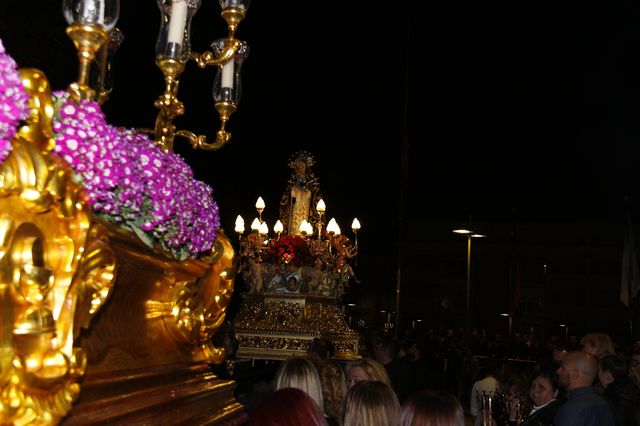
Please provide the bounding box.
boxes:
[0,70,116,425]
[159,231,237,364]
[233,293,360,360]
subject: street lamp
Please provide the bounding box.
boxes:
[500,313,513,335]
[452,226,486,343]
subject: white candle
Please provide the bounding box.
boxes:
[80,0,105,23]
[221,60,234,89]
[98,1,105,23]
[167,0,188,45]
[80,4,91,22]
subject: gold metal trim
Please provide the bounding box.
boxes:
[0,70,116,424]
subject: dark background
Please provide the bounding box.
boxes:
[3,1,640,342]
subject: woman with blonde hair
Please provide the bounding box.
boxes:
[399,390,465,426]
[581,332,615,358]
[345,357,391,388]
[343,380,400,426]
[274,357,324,412]
[308,355,347,425]
[580,333,615,395]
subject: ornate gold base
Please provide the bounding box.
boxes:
[58,225,245,425]
[233,293,361,361]
[62,363,246,425]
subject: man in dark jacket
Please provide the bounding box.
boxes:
[599,354,640,426]
[554,351,615,426]
[374,335,412,403]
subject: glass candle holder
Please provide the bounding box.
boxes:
[219,0,250,9]
[211,39,249,104]
[62,0,120,30]
[155,0,201,61]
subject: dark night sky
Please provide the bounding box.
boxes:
[3,1,640,293]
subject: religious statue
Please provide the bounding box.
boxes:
[279,151,323,235]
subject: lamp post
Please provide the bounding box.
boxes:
[500,313,512,335]
[453,226,486,344]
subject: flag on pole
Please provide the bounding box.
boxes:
[621,210,640,306]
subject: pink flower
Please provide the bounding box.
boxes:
[51,92,220,260]
[0,38,29,163]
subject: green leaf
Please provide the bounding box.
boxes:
[130,224,155,250]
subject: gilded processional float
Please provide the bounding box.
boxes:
[232,151,362,361]
[1,0,251,424]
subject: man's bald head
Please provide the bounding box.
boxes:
[558,351,598,389]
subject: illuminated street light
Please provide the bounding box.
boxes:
[453,224,486,343]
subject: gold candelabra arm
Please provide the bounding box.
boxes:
[221,6,247,39]
[66,23,110,102]
[173,99,236,151]
[190,38,242,68]
[153,58,187,151]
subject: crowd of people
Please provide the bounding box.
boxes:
[233,328,640,425]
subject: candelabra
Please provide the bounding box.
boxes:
[476,390,495,426]
[232,151,361,297]
[62,0,250,152]
[235,196,361,297]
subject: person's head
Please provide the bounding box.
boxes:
[275,357,324,410]
[401,338,423,360]
[552,343,569,366]
[308,357,347,423]
[308,337,335,359]
[504,365,530,400]
[529,369,560,407]
[556,351,598,391]
[287,276,299,291]
[477,357,499,379]
[399,390,464,426]
[374,336,399,365]
[598,354,629,388]
[346,357,391,388]
[343,380,400,426]
[580,332,615,358]
[249,387,328,426]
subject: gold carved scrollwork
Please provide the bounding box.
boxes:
[162,231,237,365]
[0,70,116,425]
[233,294,361,360]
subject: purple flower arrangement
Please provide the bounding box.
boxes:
[51,92,220,260]
[0,37,220,260]
[0,39,29,163]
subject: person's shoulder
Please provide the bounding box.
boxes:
[540,399,563,417]
[548,398,564,408]
[553,400,575,424]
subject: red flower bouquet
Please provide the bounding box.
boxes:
[264,235,316,267]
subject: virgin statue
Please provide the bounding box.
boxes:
[279,151,322,235]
